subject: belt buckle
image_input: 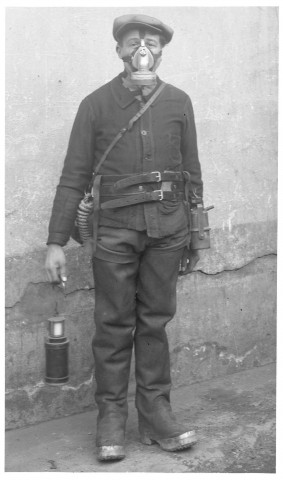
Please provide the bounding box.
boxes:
[152,171,161,182]
[154,189,164,201]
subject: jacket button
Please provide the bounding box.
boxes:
[141,130,147,136]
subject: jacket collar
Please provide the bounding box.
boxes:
[110,72,163,109]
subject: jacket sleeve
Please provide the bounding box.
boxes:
[47,97,95,246]
[181,96,203,204]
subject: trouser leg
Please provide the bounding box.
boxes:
[134,241,197,451]
[92,252,139,460]
[134,244,183,412]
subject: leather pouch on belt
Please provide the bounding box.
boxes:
[190,204,214,249]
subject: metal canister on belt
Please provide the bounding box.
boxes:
[190,204,214,250]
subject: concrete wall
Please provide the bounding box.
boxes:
[5,7,277,429]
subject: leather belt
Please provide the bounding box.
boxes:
[100,180,184,195]
[100,171,184,187]
[93,171,189,209]
[114,171,183,189]
[100,190,185,210]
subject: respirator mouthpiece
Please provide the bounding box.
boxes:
[124,40,159,86]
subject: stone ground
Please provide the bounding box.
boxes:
[5,363,276,473]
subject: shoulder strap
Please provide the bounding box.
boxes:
[92,82,166,177]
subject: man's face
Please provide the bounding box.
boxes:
[116,28,163,60]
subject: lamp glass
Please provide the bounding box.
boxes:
[48,317,65,337]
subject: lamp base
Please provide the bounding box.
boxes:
[45,338,69,385]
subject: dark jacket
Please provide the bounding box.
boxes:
[47,73,203,246]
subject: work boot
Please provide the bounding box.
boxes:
[96,408,126,461]
[138,396,197,451]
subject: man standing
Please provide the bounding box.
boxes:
[45,14,203,461]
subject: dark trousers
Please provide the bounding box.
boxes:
[92,226,187,420]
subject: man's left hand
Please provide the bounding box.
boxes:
[179,248,200,276]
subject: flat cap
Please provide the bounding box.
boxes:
[113,14,174,44]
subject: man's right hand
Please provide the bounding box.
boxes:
[45,244,67,284]
[179,247,200,276]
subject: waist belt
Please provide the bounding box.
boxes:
[96,171,186,209]
[100,190,185,209]
[100,171,184,188]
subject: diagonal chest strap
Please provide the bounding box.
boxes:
[92,82,167,178]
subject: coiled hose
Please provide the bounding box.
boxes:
[76,193,93,244]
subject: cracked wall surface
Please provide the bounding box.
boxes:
[5,8,277,428]
[5,243,276,429]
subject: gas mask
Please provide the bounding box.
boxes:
[122,39,162,86]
